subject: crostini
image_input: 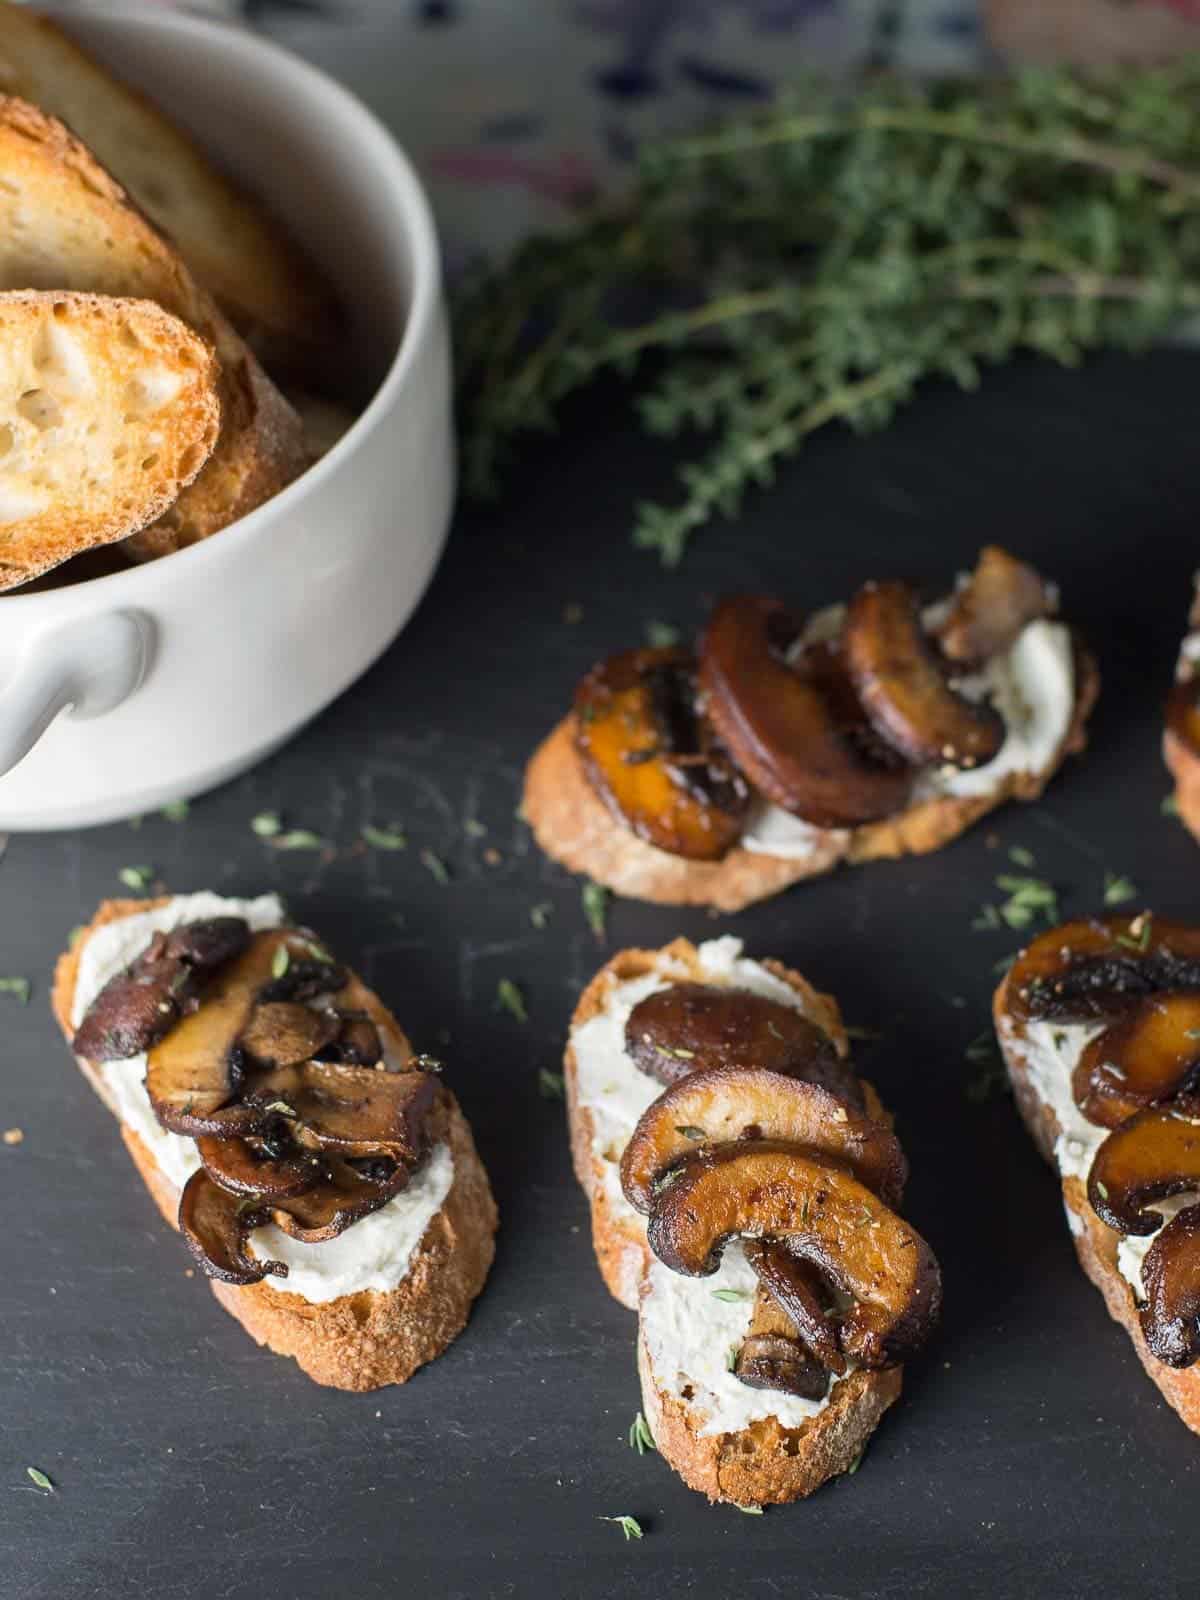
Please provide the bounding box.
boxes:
[996,912,1200,1431]
[54,893,497,1391]
[1164,578,1200,843]
[566,936,941,1503]
[525,546,1099,911]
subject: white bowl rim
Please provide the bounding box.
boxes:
[2,3,443,612]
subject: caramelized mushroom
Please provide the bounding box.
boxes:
[144,931,295,1134]
[73,916,250,1061]
[241,1002,339,1068]
[734,1332,829,1399]
[178,1169,284,1285]
[647,1142,940,1367]
[620,1068,904,1215]
[1141,1204,1200,1367]
[843,579,1004,769]
[1007,916,1200,1023]
[268,1154,410,1243]
[574,646,748,860]
[699,595,913,828]
[1088,1101,1200,1235]
[624,982,859,1104]
[258,954,347,1004]
[196,1121,324,1199]
[743,1237,845,1373]
[325,1013,383,1065]
[245,1061,441,1160]
[936,546,1052,666]
[1073,994,1200,1129]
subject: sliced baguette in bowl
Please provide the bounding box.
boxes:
[53,895,499,1392]
[0,288,219,587]
[0,6,337,368]
[0,94,306,569]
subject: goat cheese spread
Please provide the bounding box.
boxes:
[72,892,451,1301]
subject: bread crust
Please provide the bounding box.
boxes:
[0,96,306,569]
[994,974,1200,1434]
[53,897,498,1391]
[525,638,1099,912]
[567,938,908,1501]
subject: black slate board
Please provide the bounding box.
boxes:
[5,349,1200,1600]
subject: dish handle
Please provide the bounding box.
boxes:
[0,611,152,778]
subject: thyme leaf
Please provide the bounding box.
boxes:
[628,1412,655,1455]
[582,881,609,941]
[496,978,528,1023]
[600,1514,644,1542]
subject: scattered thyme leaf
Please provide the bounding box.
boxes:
[1103,871,1137,907]
[161,800,189,822]
[1163,793,1181,818]
[271,946,290,980]
[675,1124,706,1141]
[464,818,487,839]
[1095,1179,1109,1200]
[530,901,553,929]
[118,865,153,891]
[1008,846,1036,868]
[497,978,528,1023]
[362,824,407,852]
[712,1287,751,1303]
[420,849,450,885]
[600,1515,643,1542]
[844,1024,881,1042]
[846,1449,866,1476]
[1115,913,1153,953]
[974,904,1003,931]
[539,1068,565,1100]
[0,976,30,1005]
[644,620,681,649]
[582,881,609,941]
[271,831,327,852]
[251,811,281,838]
[734,1503,764,1515]
[26,1468,53,1493]
[628,1412,655,1455]
[67,926,85,950]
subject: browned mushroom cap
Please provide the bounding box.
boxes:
[620,1067,904,1215]
[574,646,749,860]
[1007,916,1200,1024]
[623,982,860,1104]
[936,546,1052,667]
[1073,993,1200,1129]
[241,1002,339,1068]
[144,931,296,1134]
[195,1122,325,1199]
[178,1169,284,1285]
[268,1154,411,1243]
[73,916,250,1061]
[843,579,1004,769]
[698,596,913,828]
[647,1142,940,1367]
[743,1237,845,1374]
[734,1333,829,1399]
[1088,1100,1200,1235]
[1167,676,1200,761]
[245,1062,441,1160]
[325,1013,383,1065]
[1141,1203,1200,1367]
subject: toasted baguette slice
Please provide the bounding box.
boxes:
[0,8,336,365]
[526,636,1099,914]
[0,96,306,561]
[566,937,906,1502]
[53,897,498,1392]
[0,289,219,587]
[1164,580,1200,844]
[994,966,1200,1433]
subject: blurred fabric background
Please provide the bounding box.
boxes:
[45,1,1200,263]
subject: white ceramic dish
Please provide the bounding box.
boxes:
[0,6,453,830]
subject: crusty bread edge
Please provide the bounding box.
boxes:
[53,897,498,1391]
[524,637,1100,912]
[566,938,903,1501]
[993,972,1200,1434]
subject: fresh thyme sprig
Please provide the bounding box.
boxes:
[457,61,1200,564]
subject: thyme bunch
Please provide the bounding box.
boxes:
[456,60,1200,564]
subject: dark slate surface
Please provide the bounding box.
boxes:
[5,349,1200,1599]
